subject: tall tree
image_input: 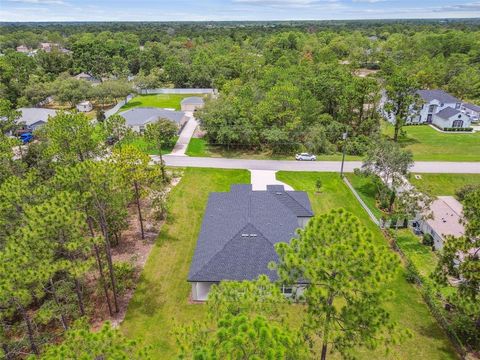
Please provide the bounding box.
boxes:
[274,209,405,359]
[144,119,178,181]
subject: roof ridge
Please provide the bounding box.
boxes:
[274,190,313,216]
[190,223,269,280]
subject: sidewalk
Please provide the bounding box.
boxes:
[170,113,198,156]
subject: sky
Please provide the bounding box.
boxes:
[1,0,479,22]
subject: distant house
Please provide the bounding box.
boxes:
[188,184,314,301]
[16,45,31,53]
[16,108,58,132]
[419,196,465,250]
[180,96,204,112]
[76,101,93,113]
[461,102,480,122]
[119,107,188,133]
[403,90,473,129]
[38,42,70,54]
[74,72,99,83]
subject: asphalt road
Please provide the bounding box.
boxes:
[155,155,480,174]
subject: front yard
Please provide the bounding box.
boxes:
[410,173,480,196]
[119,94,201,111]
[122,169,456,359]
[382,123,480,162]
[116,135,178,156]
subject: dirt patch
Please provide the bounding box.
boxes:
[90,173,183,329]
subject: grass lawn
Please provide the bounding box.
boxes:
[277,172,457,360]
[117,135,177,155]
[344,173,384,220]
[410,173,480,197]
[395,229,438,278]
[121,168,251,358]
[186,138,362,160]
[382,123,480,162]
[119,94,201,111]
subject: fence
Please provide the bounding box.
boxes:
[104,94,134,119]
[342,176,380,226]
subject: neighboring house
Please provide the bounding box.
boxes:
[16,45,31,53]
[419,196,465,250]
[119,107,188,133]
[188,184,314,301]
[76,101,93,113]
[405,90,471,129]
[16,108,58,132]
[461,102,480,122]
[180,96,204,112]
[74,72,100,83]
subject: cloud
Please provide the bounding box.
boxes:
[433,1,480,12]
[7,0,65,5]
[232,0,338,8]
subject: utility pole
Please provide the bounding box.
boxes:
[340,131,348,177]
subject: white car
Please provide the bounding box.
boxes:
[295,153,317,161]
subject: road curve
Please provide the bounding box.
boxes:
[155,155,480,174]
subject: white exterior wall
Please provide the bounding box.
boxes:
[408,100,461,124]
[419,221,444,250]
[191,282,216,301]
[76,102,93,112]
[461,106,480,121]
[432,112,471,129]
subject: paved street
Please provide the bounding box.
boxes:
[153,155,480,173]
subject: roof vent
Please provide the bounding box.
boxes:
[241,233,249,237]
[276,192,283,195]
[250,234,257,237]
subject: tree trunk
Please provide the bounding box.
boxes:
[93,243,113,316]
[321,292,335,360]
[99,218,119,313]
[50,279,68,331]
[73,278,85,316]
[158,143,166,182]
[134,180,145,239]
[17,301,39,356]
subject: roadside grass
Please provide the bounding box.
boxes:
[121,168,251,359]
[277,172,457,360]
[382,123,480,162]
[119,94,200,111]
[344,173,384,220]
[410,173,480,197]
[186,138,363,160]
[395,229,438,278]
[117,135,177,155]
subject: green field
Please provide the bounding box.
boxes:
[119,94,201,111]
[186,138,362,160]
[122,169,456,359]
[383,123,480,162]
[410,173,480,197]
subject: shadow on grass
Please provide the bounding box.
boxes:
[127,274,166,317]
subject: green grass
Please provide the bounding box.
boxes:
[383,123,480,162]
[410,173,480,197]
[395,229,438,278]
[117,135,177,155]
[119,94,201,111]
[121,168,251,359]
[277,172,457,360]
[186,138,362,160]
[344,173,384,220]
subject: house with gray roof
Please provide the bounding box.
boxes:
[180,96,205,112]
[461,102,480,122]
[119,107,188,133]
[403,89,471,129]
[188,184,313,301]
[17,108,58,131]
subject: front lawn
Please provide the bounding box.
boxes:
[382,123,480,162]
[277,172,457,360]
[410,173,480,196]
[121,168,251,359]
[344,173,384,220]
[117,135,177,155]
[186,138,362,160]
[395,229,438,278]
[119,94,201,111]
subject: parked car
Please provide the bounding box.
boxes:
[19,132,33,144]
[295,153,316,161]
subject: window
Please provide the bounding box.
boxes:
[281,285,293,296]
[452,120,464,128]
[139,125,145,133]
[428,105,435,113]
[455,103,461,109]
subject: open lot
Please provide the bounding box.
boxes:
[410,173,480,196]
[119,94,201,111]
[383,123,480,162]
[117,135,178,156]
[122,168,456,359]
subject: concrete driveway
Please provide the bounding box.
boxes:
[250,170,293,190]
[170,112,198,156]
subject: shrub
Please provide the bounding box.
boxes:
[405,262,419,284]
[113,261,136,294]
[455,184,480,202]
[422,233,434,246]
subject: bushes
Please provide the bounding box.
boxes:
[442,127,473,132]
[455,184,480,201]
[422,233,434,246]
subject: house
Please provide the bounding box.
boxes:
[76,101,93,113]
[16,45,31,53]
[406,90,472,129]
[119,107,188,133]
[74,72,99,83]
[16,108,58,132]
[188,184,314,301]
[180,97,204,112]
[461,102,480,122]
[419,196,465,250]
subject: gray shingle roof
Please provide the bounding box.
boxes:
[463,102,480,112]
[119,107,185,127]
[181,96,204,105]
[17,108,58,127]
[436,107,461,120]
[416,90,460,104]
[188,184,313,282]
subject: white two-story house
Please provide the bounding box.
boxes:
[406,90,472,130]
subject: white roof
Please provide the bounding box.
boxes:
[426,196,464,239]
[78,101,92,106]
[17,108,58,126]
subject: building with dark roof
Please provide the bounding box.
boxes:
[416,90,460,104]
[16,108,58,131]
[119,107,188,133]
[188,184,313,301]
[461,102,480,121]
